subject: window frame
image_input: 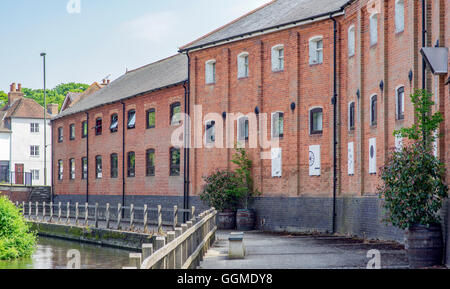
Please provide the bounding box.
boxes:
[81,157,88,180]
[205,59,216,84]
[310,107,323,135]
[237,116,249,141]
[169,147,181,176]
[95,118,103,136]
[309,36,324,65]
[348,102,356,131]
[146,108,156,129]
[58,160,63,181]
[127,110,136,130]
[395,0,405,34]
[271,45,285,72]
[110,153,118,179]
[31,170,39,181]
[69,124,75,140]
[370,13,379,46]
[348,25,356,57]
[146,149,155,177]
[110,114,119,133]
[69,158,75,180]
[271,111,284,139]
[95,155,102,179]
[370,94,378,126]
[30,145,40,157]
[81,121,88,138]
[58,127,63,143]
[170,102,182,126]
[205,120,216,144]
[30,123,40,133]
[396,86,405,120]
[237,52,250,78]
[127,151,136,178]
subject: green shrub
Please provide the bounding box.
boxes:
[0,196,36,260]
[200,171,240,212]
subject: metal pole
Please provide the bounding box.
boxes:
[40,52,47,186]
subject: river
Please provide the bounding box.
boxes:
[0,236,134,269]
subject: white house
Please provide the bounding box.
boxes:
[0,83,55,186]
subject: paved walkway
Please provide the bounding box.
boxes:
[199,231,410,269]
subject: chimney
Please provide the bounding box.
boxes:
[47,103,59,116]
[107,79,110,84]
[8,82,24,105]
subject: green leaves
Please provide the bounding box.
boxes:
[0,197,36,260]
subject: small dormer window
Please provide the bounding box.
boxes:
[309,37,323,65]
[271,45,284,71]
[205,60,216,84]
[238,53,249,78]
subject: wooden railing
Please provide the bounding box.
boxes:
[18,201,196,234]
[125,208,217,269]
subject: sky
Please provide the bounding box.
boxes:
[0,0,271,92]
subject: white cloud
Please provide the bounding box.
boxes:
[119,11,179,43]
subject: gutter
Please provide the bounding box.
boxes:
[331,15,338,234]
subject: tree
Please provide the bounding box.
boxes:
[0,91,7,107]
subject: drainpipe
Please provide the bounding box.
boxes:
[421,0,427,144]
[183,52,191,222]
[121,101,126,208]
[330,14,338,234]
[85,112,89,203]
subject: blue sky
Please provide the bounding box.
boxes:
[0,0,271,92]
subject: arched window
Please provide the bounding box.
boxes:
[348,102,356,130]
[170,148,180,176]
[110,153,118,178]
[95,156,102,179]
[127,152,135,178]
[127,110,136,129]
[348,25,356,57]
[310,107,323,135]
[205,120,216,144]
[395,0,405,33]
[396,86,405,120]
[271,45,284,71]
[370,95,378,126]
[237,52,249,78]
[110,113,119,133]
[370,13,378,46]
[237,116,249,141]
[309,36,323,64]
[146,108,156,129]
[170,102,181,126]
[205,60,216,84]
[95,118,102,135]
[146,149,155,176]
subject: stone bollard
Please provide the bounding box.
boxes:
[58,202,62,223]
[143,205,148,233]
[35,202,39,220]
[117,203,122,230]
[94,203,99,228]
[167,231,176,269]
[175,228,183,269]
[42,202,46,222]
[75,202,79,225]
[29,202,32,219]
[142,243,153,260]
[105,203,110,229]
[49,202,53,223]
[154,237,166,269]
[173,205,178,230]
[228,232,245,259]
[157,205,162,234]
[84,203,89,226]
[130,204,134,230]
[66,202,71,224]
[129,253,142,269]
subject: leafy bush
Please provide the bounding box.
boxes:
[200,171,240,212]
[378,89,448,230]
[0,196,36,260]
[230,148,260,209]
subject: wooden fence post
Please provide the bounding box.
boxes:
[29,202,32,219]
[142,244,153,260]
[175,228,183,269]
[181,224,188,266]
[143,205,148,233]
[157,205,162,234]
[129,253,142,269]
[66,202,71,224]
[173,205,178,230]
[35,201,39,220]
[75,202,79,225]
[154,237,166,269]
[94,203,99,228]
[84,203,89,226]
[117,203,122,230]
[42,202,46,222]
[49,202,53,223]
[191,206,196,220]
[167,231,176,269]
[130,204,134,230]
[58,202,62,223]
[106,203,110,229]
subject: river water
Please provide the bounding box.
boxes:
[0,236,134,269]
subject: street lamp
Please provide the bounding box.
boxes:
[40,52,47,187]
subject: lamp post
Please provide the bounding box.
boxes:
[40,52,47,186]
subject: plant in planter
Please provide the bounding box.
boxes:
[200,170,240,229]
[229,148,261,231]
[378,89,448,268]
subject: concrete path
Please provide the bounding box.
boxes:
[199,231,410,269]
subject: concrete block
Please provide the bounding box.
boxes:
[228,232,245,259]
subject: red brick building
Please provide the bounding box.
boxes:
[53,0,450,245]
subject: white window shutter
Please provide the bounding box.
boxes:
[271,148,282,178]
[395,1,404,33]
[309,145,321,176]
[309,40,316,64]
[348,142,354,175]
[370,15,378,45]
[271,48,278,71]
[369,138,377,174]
[205,62,212,84]
[348,27,355,56]
[237,56,244,78]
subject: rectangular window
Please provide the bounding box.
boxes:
[271,45,285,71]
[110,114,119,133]
[170,102,181,126]
[309,38,323,64]
[205,60,216,84]
[146,149,155,177]
[370,14,378,46]
[397,87,405,120]
[30,123,40,133]
[127,110,136,129]
[31,170,39,181]
[395,0,405,33]
[371,95,378,126]
[127,152,135,178]
[58,127,63,142]
[146,109,156,129]
[348,26,356,57]
[206,120,216,143]
[238,117,249,141]
[170,148,180,176]
[310,108,323,135]
[349,102,355,130]
[82,121,88,138]
[95,156,102,179]
[95,118,102,136]
[30,145,40,156]
[272,112,284,139]
[110,154,118,178]
[58,160,63,180]
[69,158,75,180]
[238,53,250,78]
[70,124,75,140]
[82,157,87,180]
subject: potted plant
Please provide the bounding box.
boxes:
[230,148,261,231]
[378,89,448,268]
[200,170,239,229]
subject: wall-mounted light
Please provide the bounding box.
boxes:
[255,106,260,115]
[356,89,360,99]
[222,112,227,119]
[379,80,384,92]
[408,70,413,83]
[290,102,296,111]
